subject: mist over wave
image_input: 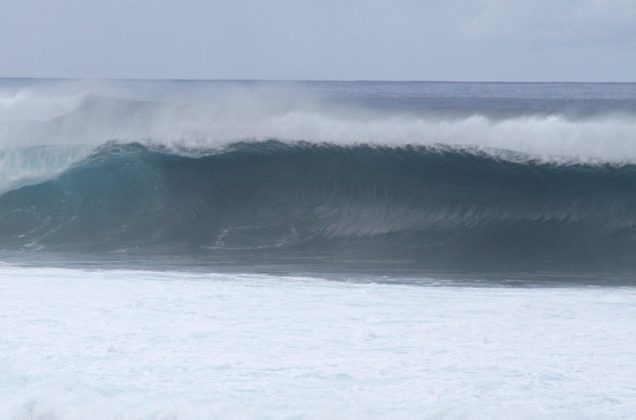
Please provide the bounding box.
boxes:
[2,79,636,163]
[0,145,92,194]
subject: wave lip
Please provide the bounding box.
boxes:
[2,140,636,271]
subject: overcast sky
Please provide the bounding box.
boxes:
[1,0,635,82]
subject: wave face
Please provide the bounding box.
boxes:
[2,141,636,271]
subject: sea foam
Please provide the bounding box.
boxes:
[1,265,635,419]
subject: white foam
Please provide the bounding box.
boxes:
[2,81,636,163]
[1,265,635,419]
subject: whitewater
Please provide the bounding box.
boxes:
[2,266,636,419]
[2,79,636,418]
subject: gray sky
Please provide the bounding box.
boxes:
[1,0,635,82]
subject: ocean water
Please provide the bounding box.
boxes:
[2,79,636,418]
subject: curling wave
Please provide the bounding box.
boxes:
[2,140,636,271]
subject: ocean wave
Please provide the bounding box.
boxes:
[2,140,636,270]
[2,81,636,162]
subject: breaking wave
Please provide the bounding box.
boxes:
[3,80,636,163]
[2,140,636,271]
[3,80,636,271]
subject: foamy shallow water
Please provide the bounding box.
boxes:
[1,266,635,419]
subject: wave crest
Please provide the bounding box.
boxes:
[2,81,636,162]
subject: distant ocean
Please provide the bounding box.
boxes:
[2,79,636,418]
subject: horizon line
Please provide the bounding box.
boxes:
[1,76,635,84]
